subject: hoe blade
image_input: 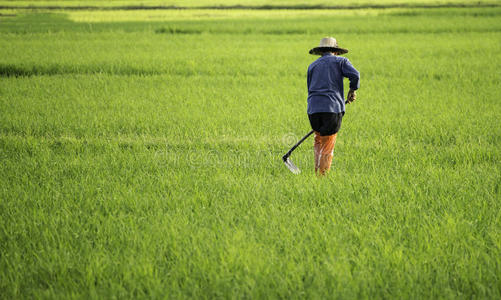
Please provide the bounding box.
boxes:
[283,157,301,174]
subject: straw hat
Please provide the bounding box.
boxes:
[309,37,348,55]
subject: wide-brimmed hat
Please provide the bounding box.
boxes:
[309,37,348,55]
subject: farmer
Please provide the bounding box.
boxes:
[307,37,360,175]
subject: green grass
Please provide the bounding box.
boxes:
[1,0,500,8]
[1,6,501,299]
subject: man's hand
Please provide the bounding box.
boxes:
[347,89,356,103]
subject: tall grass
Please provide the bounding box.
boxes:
[1,7,500,299]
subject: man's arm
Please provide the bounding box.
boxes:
[341,58,360,103]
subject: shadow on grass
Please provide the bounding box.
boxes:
[0,63,164,77]
[2,13,313,35]
[154,27,202,34]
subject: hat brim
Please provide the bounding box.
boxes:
[309,47,348,55]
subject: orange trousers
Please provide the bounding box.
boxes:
[314,131,338,175]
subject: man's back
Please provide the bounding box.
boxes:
[307,54,360,114]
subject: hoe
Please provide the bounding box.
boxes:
[282,130,314,174]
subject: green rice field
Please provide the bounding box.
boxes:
[1,1,500,298]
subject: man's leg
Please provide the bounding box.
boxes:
[313,131,321,173]
[309,112,342,175]
[314,132,337,175]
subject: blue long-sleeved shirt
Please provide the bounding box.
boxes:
[307,53,360,114]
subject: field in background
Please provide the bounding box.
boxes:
[1,0,500,8]
[1,3,501,299]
